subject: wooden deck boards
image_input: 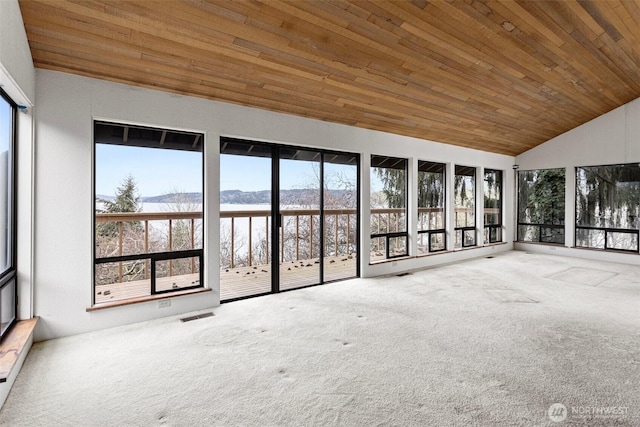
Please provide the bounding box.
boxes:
[220,255,357,300]
[94,255,357,304]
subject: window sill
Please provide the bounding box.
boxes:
[369,255,414,266]
[569,246,640,255]
[369,241,510,264]
[515,241,565,247]
[453,241,509,252]
[416,250,451,258]
[453,245,481,252]
[483,241,509,247]
[86,287,212,312]
[0,317,38,383]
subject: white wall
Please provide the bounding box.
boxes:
[0,0,35,320]
[515,97,640,264]
[0,0,35,107]
[0,0,36,410]
[34,69,514,340]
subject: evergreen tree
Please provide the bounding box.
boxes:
[96,175,142,237]
[375,167,406,208]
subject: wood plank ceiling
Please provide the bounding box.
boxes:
[18,0,640,156]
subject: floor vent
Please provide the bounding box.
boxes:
[396,272,412,277]
[180,312,214,323]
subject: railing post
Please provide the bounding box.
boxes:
[377,213,381,252]
[249,216,253,267]
[347,214,351,255]
[191,218,195,273]
[144,220,149,279]
[230,217,235,269]
[169,219,173,276]
[265,216,269,264]
[295,215,300,261]
[309,214,313,259]
[335,214,338,256]
[118,221,123,282]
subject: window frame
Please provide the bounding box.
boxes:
[516,168,565,245]
[370,155,409,260]
[92,121,205,306]
[574,163,640,253]
[0,88,18,341]
[454,165,476,249]
[483,168,503,244]
[417,160,446,254]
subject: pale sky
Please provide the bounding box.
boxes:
[95,144,203,197]
[97,144,368,197]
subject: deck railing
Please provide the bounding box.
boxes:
[220,208,357,268]
[96,211,202,283]
[96,207,503,280]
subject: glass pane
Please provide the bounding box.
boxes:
[484,227,501,244]
[518,224,539,242]
[484,169,502,227]
[95,260,151,303]
[155,257,201,292]
[541,227,564,244]
[417,233,429,255]
[518,169,565,226]
[463,229,476,247]
[576,164,640,230]
[324,159,357,282]
[371,155,407,261]
[454,229,463,249]
[95,130,203,257]
[389,236,408,258]
[370,237,386,261]
[418,161,445,233]
[1,279,16,337]
[576,228,605,249]
[430,232,446,252]
[220,143,272,301]
[454,165,475,228]
[606,231,638,251]
[280,149,320,290]
[0,96,12,274]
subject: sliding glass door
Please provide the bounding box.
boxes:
[219,140,273,301]
[220,139,359,301]
[279,148,321,290]
[323,153,358,282]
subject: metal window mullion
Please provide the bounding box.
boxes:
[150,257,157,295]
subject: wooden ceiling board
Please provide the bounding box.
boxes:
[18,0,640,156]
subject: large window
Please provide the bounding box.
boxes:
[517,168,565,244]
[454,165,476,248]
[576,164,640,252]
[0,89,16,340]
[483,169,502,244]
[370,155,407,261]
[94,122,204,305]
[418,161,446,254]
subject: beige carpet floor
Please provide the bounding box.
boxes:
[1,251,639,426]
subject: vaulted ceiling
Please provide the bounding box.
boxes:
[18,0,640,156]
